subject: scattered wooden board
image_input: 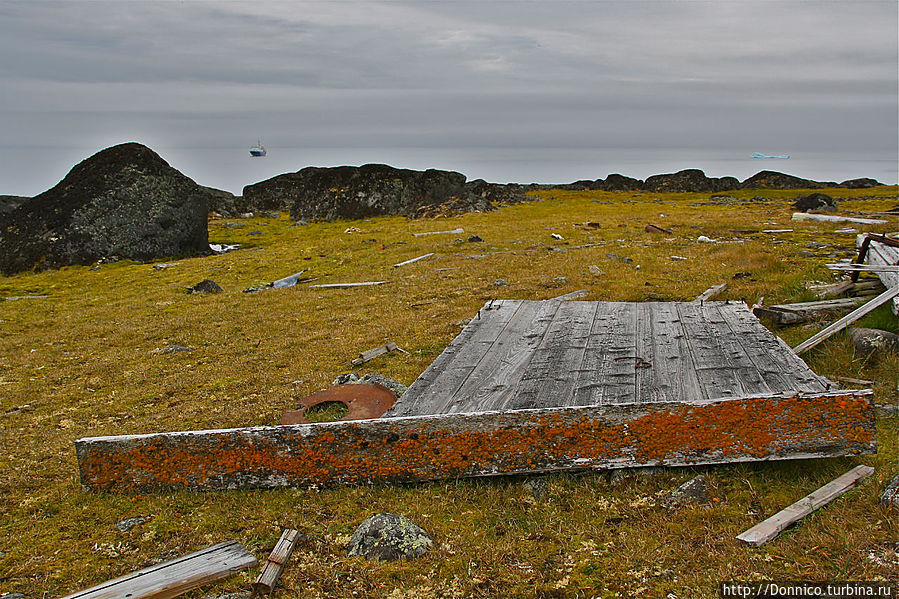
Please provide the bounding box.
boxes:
[856,234,899,315]
[254,529,301,594]
[752,296,871,326]
[60,540,257,599]
[412,228,464,236]
[311,281,387,289]
[736,465,875,546]
[792,213,888,225]
[695,283,727,302]
[827,264,899,273]
[550,289,589,301]
[351,341,399,366]
[792,286,899,354]
[393,253,434,268]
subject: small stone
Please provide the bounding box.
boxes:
[332,373,362,385]
[293,220,309,226]
[187,279,224,294]
[467,235,484,242]
[223,222,245,229]
[588,265,605,275]
[663,475,711,508]
[551,233,564,240]
[332,372,408,397]
[522,477,548,501]
[347,513,433,562]
[260,211,281,219]
[158,344,192,354]
[493,279,509,286]
[247,230,262,236]
[696,235,714,243]
[798,250,815,257]
[606,253,632,264]
[115,516,147,532]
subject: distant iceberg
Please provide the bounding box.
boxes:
[751,152,790,159]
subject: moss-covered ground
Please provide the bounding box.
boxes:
[1,186,897,597]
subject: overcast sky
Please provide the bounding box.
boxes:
[1,1,897,195]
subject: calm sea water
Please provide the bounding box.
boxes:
[3,146,896,197]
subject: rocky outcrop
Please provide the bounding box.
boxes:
[0,143,209,275]
[594,174,644,192]
[346,513,433,562]
[242,164,528,222]
[740,170,835,190]
[839,178,882,189]
[643,169,740,193]
[0,195,30,217]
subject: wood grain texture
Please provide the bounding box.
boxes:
[736,465,875,546]
[60,541,257,599]
[858,234,899,315]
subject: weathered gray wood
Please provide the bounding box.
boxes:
[550,289,590,301]
[792,286,899,354]
[412,228,464,236]
[695,283,728,302]
[880,474,899,510]
[827,264,899,273]
[792,213,887,224]
[753,296,872,325]
[736,465,875,546]
[311,281,387,288]
[858,234,899,315]
[253,529,301,594]
[351,341,398,366]
[393,253,434,268]
[76,390,876,493]
[61,541,257,599]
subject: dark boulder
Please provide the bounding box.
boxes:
[643,169,740,193]
[187,279,224,294]
[0,195,30,217]
[243,164,526,222]
[202,186,245,217]
[839,178,882,189]
[0,143,209,275]
[847,327,899,358]
[792,193,837,212]
[741,170,834,189]
[346,513,433,562]
[594,174,643,192]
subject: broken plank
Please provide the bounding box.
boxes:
[75,390,875,493]
[61,540,257,599]
[393,253,434,268]
[412,228,464,236]
[550,289,589,301]
[827,264,899,273]
[253,529,302,594]
[310,281,387,288]
[752,296,872,326]
[736,465,875,546]
[791,213,888,225]
[695,283,727,302]
[792,286,899,354]
[351,341,399,366]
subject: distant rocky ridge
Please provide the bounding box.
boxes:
[241,164,528,221]
[0,143,210,275]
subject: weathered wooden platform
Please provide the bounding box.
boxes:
[857,233,899,315]
[76,301,876,493]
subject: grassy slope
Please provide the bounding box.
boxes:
[0,186,897,598]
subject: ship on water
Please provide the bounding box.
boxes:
[249,140,267,157]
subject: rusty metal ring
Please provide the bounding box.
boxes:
[281,383,397,425]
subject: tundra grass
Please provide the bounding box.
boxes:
[0,186,897,598]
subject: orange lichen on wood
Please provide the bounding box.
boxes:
[75,391,876,493]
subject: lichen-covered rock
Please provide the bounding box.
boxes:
[332,372,407,397]
[0,143,209,275]
[346,513,433,562]
[662,474,711,508]
[643,169,740,193]
[792,193,837,212]
[741,170,834,189]
[187,279,224,294]
[243,164,526,222]
[594,173,644,192]
[847,327,899,358]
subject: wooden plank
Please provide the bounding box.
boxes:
[393,253,434,268]
[791,213,887,225]
[753,296,872,325]
[550,289,590,301]
[792,286,899,354]
[412,228,464,236]
[310,281,387,288]
[827,264,899,273]
[253,529,301,594]
[351,342,398,366]
[386,300,523,417]
[61,541,257,599]
[736,465,875,546]
[859,235,899,315]
[76,390,876,493]
[636,302,702,404]
[573,302,640,405]
[695,283,728,302]
[880,474,899,510]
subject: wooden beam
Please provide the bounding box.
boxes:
[792,286,899,354]
[310,281,387,289]
[75,390,875,493]
[791,213,888,225]
[412,228,464,236]
[351,341,399,366]
[752,296,871,326]
[827,264,899,273]
[736,465,875,546]
[253,529,302,594]
[393,253,434,268]
[550,289,589,301]
[60,541,257,599]
[695,283,727,302]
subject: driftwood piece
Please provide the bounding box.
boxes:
[880,474,899,510]
[792,287,899,354]
[310,281,387,289]
[827,264,899,273]
[75,389,874,493]
[752,296,871,326]
[60,541,257,599]
[791,213,888,225]
[393,253,434,268]
[856,233,899,315]
[809,279,885,299]
[412,228,464,237]
[695,283,727,302]
[351,341,399,366]
[550,289,589,301]
[253,529,302,594]
[736,465,875,546]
